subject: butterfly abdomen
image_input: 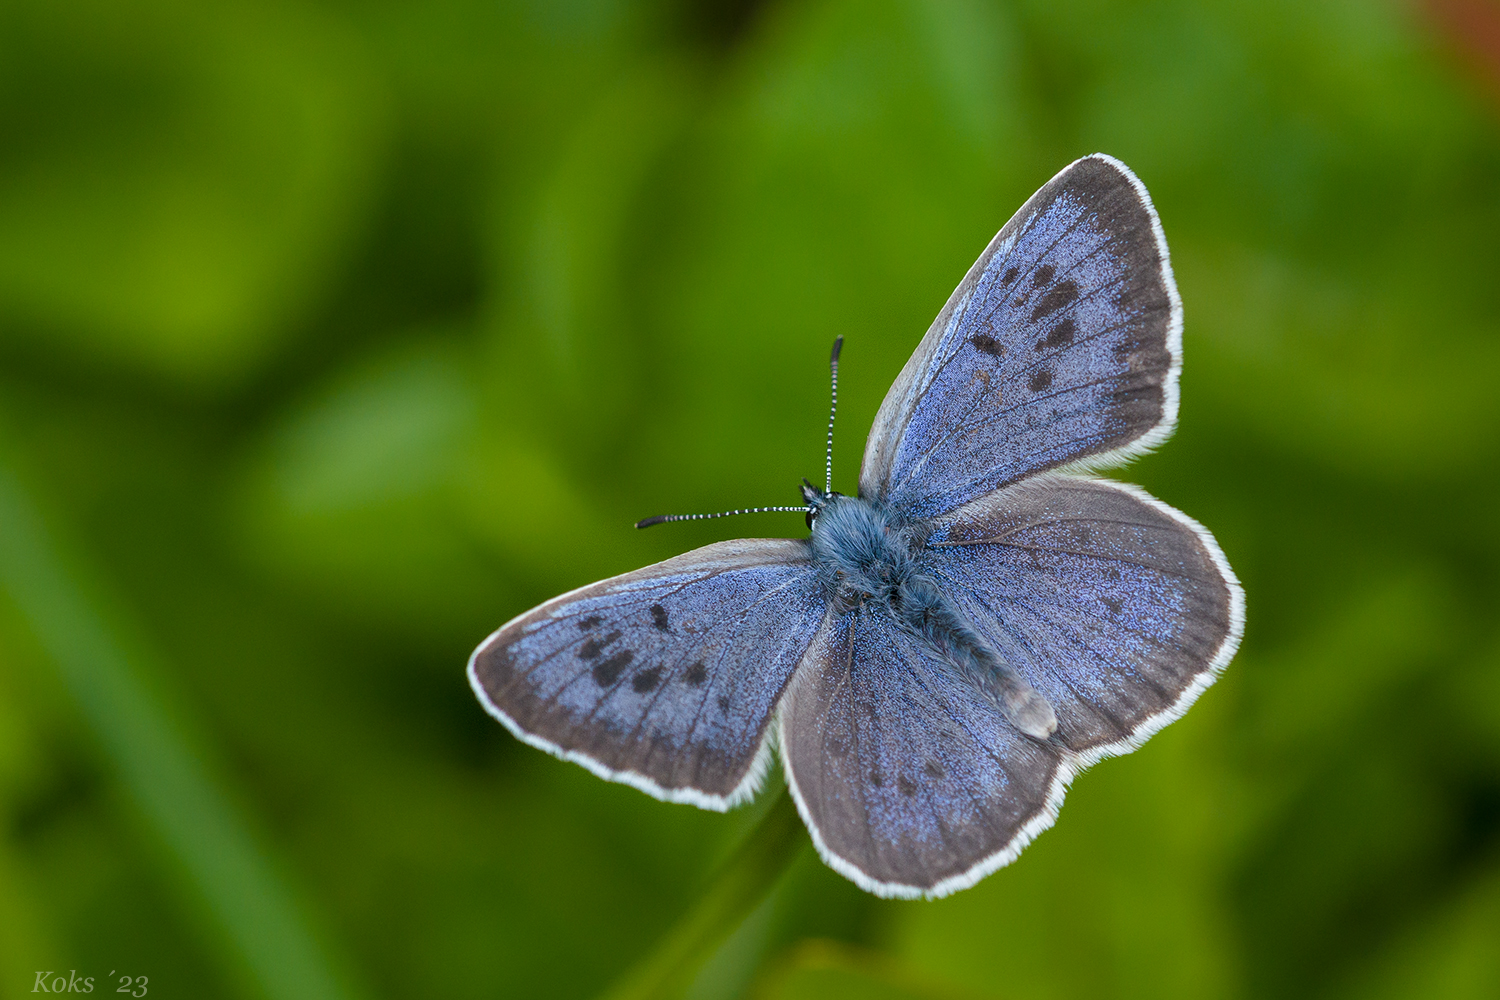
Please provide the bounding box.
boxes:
[897,573,1058,740]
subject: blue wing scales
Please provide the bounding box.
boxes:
[468,540,827,809]
[861,155,1181,519]
[780,606,1066,898]
[924,475,1243,757]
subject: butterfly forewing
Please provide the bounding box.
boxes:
[861,155,1181,519]
[923,475,1243,756]
[780,607,1065,898]
[468,540,827,809]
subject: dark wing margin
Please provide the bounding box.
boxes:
[860,154,1183,519]
[779,605,1067,899]
[925,475,1244,762]
[468,539,826,811]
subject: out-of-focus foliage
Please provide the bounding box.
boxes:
[1,0,1498,997]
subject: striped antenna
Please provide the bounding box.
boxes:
[825,336,843,494]
[635,338,846,530]
[635,506,807,530]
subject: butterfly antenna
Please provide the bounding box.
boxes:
[824,336,843,494]
[635,506,807,530]
[637,340,843,530]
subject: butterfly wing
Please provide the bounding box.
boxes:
[468,540,827,810]
[779,476,1241,896]
[779,605,1066,898]
[923,475,1244,758]
[861,154,1181,519]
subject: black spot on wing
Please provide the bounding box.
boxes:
[717,695,730,712]
[1030,279,1078,320]
[970,334,1004,357]
[924,760,945,779]
[1034,317,1076,352]
[592,649,633,686]
[870,770,885,788]
[578,631,621,660]
[1102,596,1122,615]
[1001,265,1019,284]
[631,666,663,692]
[897,775,917,796]
[649,603,671,632]
[683,662,707,686]
[578,616,601,631]
[1032,263,1055,287]
[1029,369,1053,392]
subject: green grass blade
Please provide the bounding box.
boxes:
[598,787,807,1000]
[0,452,365,1000]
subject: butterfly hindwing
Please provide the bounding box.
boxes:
[780,606,1066,898]
[923,475,1243,756]
[861,154,1181,519]
[468,540,827,809]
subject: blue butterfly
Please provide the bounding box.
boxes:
[469,154,1244,898]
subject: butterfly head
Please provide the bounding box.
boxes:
[800,478,844,528]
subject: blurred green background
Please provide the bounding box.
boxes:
[2,0,1499,997]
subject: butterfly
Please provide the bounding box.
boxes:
[469,154,1244,899]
